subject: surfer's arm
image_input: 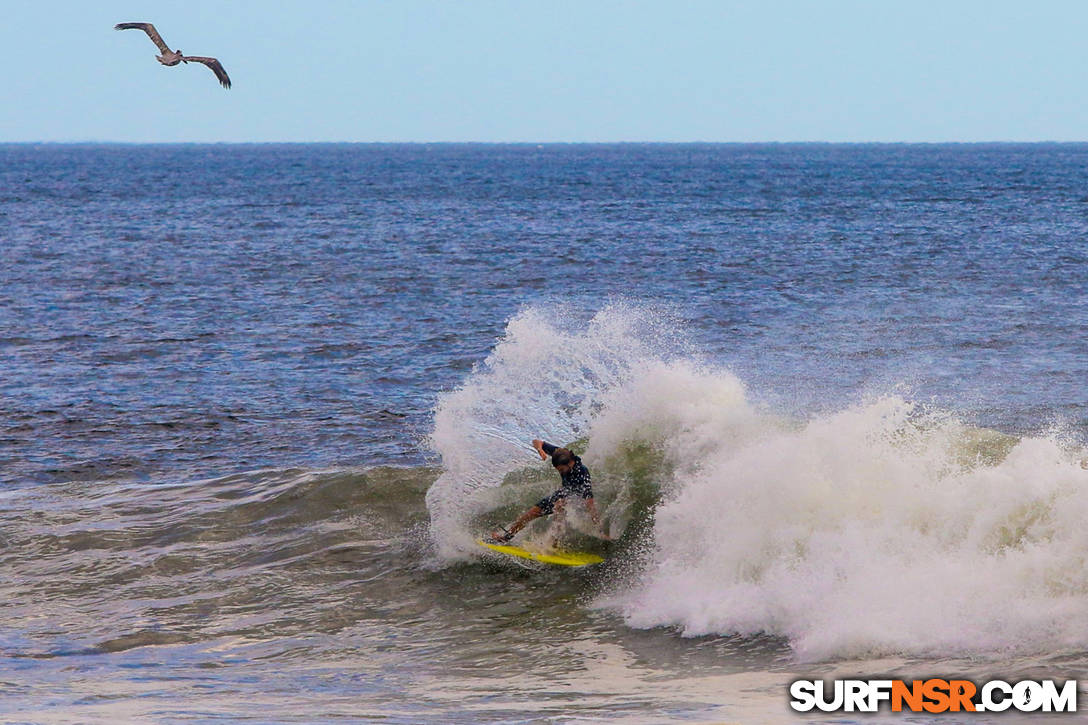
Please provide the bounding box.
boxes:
[532,439,557,460]
[584,497,612,539]
[584,496,600,524]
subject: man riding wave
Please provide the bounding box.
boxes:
[490,439,609,543]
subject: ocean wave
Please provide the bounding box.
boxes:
[0,465,439,655]
[604,389,1088,661]
[425,304,1088,660]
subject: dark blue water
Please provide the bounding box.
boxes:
[4,144,1088,723]
[3,143,1086,486]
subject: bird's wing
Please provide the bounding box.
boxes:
[183,56,232,89]
[114,22,171,54]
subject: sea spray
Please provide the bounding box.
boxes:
[603,396,1088,660]
[427,304,1088,661]
[425,304,690,557]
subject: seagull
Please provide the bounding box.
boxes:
[114,22,231,89]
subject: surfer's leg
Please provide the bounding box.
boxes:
[492,485,570,542]
[492,505,544,542]
[510,505,544,534]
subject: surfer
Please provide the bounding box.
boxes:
[490,439,609,543]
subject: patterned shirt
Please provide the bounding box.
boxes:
[541,441,593,498]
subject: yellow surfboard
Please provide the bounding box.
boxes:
[477,539,604,567]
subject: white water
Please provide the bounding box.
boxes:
[602,377,1088,661]
[429,305,1088,660]
[425,304,685,556]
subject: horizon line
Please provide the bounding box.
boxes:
[4,140,1088,146]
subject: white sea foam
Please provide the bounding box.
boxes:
[425,304,683,557]
[598,373,1088,660]
[428,305,1088,659]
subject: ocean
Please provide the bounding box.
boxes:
[2,143,1087,723]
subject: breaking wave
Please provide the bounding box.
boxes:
[426,304,1088,660]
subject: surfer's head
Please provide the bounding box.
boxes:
[551,448,576,472]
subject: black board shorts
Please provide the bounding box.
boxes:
[536,486,591,516]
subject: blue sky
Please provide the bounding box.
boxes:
[4,1,1087,142]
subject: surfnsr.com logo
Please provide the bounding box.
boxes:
[789,679,1078,713]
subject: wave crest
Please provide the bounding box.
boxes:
[427,304,1088,660]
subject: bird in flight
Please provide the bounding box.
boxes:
[115,22,231,89]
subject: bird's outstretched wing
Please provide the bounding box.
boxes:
[183,56,232,89]
[114,22,171,54]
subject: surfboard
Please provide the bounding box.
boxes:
[476,539,604,567]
